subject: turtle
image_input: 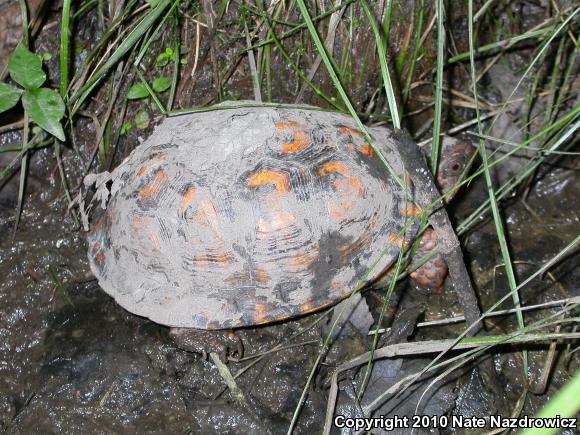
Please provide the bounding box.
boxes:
[86,102,478,358]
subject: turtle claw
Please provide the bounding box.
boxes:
[169,328,243,361]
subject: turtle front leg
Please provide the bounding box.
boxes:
[394,130,483,333]
[410,228,448,293]
[169,328,243,361]
[409,138,476,293]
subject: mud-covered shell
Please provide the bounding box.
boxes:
[87,103,418,329]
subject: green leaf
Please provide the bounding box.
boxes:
[127,83,149,99]
[22,88,66,141]
[156,54,169,67]
[134,111,150,129]
[156,48,176,67]
[0,83,23,112]
[8,44,46,89]
[120,121,132,136]
[152,76,171,93]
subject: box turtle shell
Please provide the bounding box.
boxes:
[87,102,420,329]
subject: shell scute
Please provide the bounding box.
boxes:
[87,103,416,328]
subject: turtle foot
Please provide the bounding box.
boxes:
[410,228,448,292]
[169,328,243,361]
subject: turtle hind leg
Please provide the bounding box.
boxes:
[169,327,243,361]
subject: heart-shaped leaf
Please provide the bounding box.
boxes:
[8,44,46,89]
[22,88,66,141]
[152,76,171,93]
[0,82,23,112]
[127,83,149,99]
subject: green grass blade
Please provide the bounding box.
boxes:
[293,0,404,191]
[402,0,424,106]
[468,0,527,376]
[430,0,445,173]
[382,0,393,48]
[166,8,181,112]
[521,371,580,435]
[360,0,400,128]
[448,27,553,64]
[256,0,340,110]
[70,0,172,115]
[486,6,579,134]
[60,0,72,98]
[458,108,580,236]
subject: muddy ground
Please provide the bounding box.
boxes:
[1,127,578,434]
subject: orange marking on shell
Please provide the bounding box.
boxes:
[192,251,234,266]
[291,250,319,268]
[400,204,422,217]
[387,233,410,249]
[193,199,220,229]
[326,175,364,221]
[254,268,271,285]
[281,130,310,153]
[256,210,297,233]
[275,121,301,130]
[94,217,104,231]
[130,216,161,254]
[253,303,269,324]
[298,298,336,315]
[318,161,350,177]
[248,170,290,193]
[339,126,364,138]
[328,203,351,220]
[95,253,105,264]
[211,252,233,263]
[346,176,363,193]
[136,156,166,177]
[298,301,316,315]
[338,231,373,257]
[139,170,169,199]
[179,186,197,216]
[331,175,363,195]
[359,143,374,156]
[148,232,160,252]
